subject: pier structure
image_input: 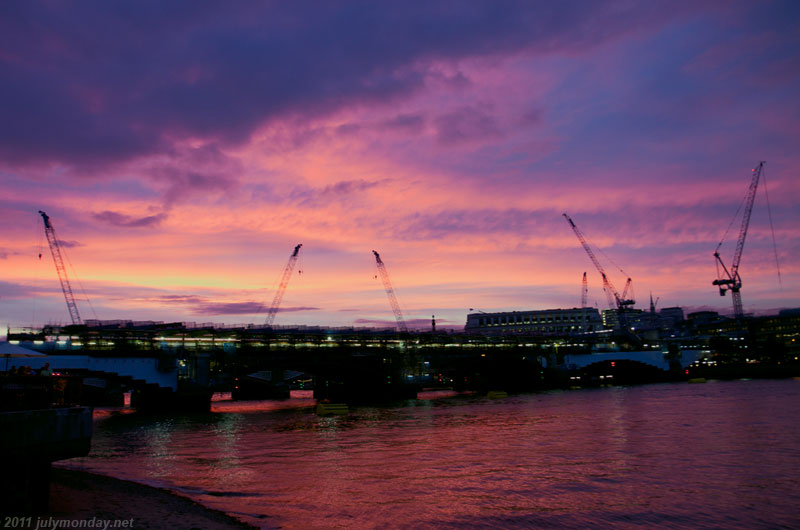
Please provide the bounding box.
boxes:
[0,376,92,513]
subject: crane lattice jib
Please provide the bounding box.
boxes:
[732,162,764,277]
[581,272,588,309]
[265,243,302,326]
[39,210,82,325]
[712,161,764,319]
[600,273,616,310]
[621,278,634,305]
[563,213,633,310]
[372,250,409,333]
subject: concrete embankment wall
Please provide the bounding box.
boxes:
[0,407,92,513]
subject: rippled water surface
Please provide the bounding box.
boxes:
[69,380,800,529]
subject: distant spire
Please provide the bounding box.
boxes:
[431,315,436,332]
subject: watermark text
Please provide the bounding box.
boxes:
[1,517,134,530]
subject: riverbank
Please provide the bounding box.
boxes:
[48,467,259,530]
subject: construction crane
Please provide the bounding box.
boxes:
[38,210,82,325]
[580,272,588,308]
[713,161,765,319]
[649,293,660,313]
[265,243,302,326]
[372,250,409,333]
[563,213,634,311]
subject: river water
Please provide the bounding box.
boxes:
[68,379,800,529]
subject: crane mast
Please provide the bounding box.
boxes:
[563,213,634,311]
[713,161,765,319]
[265,243,302,326]
[581,272,588,308]
[372,250,409,333]
[38,210,82,325]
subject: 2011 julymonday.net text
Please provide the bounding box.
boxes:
[2,517,134,530]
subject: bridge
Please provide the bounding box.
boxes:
[561,349,708,371]
[7,324,715,406]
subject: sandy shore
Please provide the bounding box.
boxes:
[48,467,260,530]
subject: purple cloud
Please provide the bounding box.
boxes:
[379,113,426,134]
[147,144,243,206]
[55,239,83,248]
[93,210,167,228]
[394,208,552,241]
[353,317,459,330]
[192,303,319,316]
[435,106,502,146]
[0,281,40,299]
[0,1,706,172]
[320,180,380,196]
[156,295,206,305]
[189,302,265,316]
[152,294,318,316]
[291,179,383,207]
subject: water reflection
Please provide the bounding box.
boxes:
[66,380,800,529]
[142,419,177,479]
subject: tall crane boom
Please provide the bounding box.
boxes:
[39,210,82,325]
[713,161,765,319]
[563,213,634,311]
[372,250,409,333]
[265,243,302,326]
[581,272,588,309]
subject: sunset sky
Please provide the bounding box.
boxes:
[1,1,798,332]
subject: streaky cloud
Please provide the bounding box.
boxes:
[353,317,460,330]
[191,303,319,316]
[93,210,167,228]
[152,294,318,316]
[56,239,83,248]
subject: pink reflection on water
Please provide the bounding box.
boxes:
[211,393,316,413]
[417,389,471,400]
[91,407,136,419]
[211,391,232,402]
[69,380,800,529]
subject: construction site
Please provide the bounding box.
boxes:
[4,162,799,409]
